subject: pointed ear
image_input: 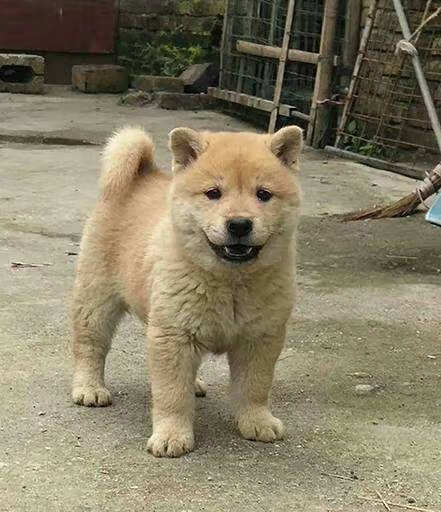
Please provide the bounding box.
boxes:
[169,127,206,171]
[270,126,303,168]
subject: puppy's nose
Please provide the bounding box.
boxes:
[227,218,253,237]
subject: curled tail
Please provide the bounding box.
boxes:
[100,126,155,199]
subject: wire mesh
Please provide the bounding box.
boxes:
[336,0,441,176]
[220,0,347,123]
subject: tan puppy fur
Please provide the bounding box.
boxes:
[72,125,303,457]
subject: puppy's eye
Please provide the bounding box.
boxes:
[205,188,222,200]
[256,189,273,202]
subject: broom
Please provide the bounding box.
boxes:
[345,163,441,221]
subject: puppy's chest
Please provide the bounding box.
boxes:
[175,280,264,349]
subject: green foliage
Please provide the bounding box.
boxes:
[342,119,397,160]
[118,29,216,77]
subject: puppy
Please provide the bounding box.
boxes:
[71,125,303,457]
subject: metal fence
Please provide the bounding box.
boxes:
[214,0,348,133]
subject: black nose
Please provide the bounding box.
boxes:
[227,218,253,237]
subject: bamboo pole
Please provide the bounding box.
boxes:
[306,0,340,148]
[392,0,441,152]
[236,40,339,65]
[334,0,378,148]
[268,0,296,133]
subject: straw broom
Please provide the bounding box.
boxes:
[345,163,441,221]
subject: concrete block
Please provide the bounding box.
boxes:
[155,92,219,110]
[179,62,219,93]
[0,53,44,94]
[72,65,129,94]
[132,75,184,93]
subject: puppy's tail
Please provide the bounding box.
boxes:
[100,126,155,199]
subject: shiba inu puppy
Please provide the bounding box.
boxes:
[72,124,302,457]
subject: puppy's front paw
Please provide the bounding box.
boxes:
[147,424,194,458]
[237,408,285,443]
[72,385,112,407]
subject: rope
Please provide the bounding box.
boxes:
[416,164,441,209]
[395,39,418,57]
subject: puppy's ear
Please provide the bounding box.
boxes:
[169,127,206,171]
[270,126,303,168]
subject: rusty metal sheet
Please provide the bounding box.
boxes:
[0,0,117,54]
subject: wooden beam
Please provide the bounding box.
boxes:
[268,0,296,133]
[236,40,339,66]
[207,87,310,121]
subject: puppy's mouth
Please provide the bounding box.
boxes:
[207,240,262,263]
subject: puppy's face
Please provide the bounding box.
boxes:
[169,127,302,271]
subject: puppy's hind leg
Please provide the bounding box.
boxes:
[71,287,124,407]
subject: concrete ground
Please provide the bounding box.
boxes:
[0,89,440,512]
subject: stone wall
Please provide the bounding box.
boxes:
[119,0,224,36]
[118,0,224,76]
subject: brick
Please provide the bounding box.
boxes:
[0,53,44,94]
[72,65,129,93]
[132,75,184,92]
[155,92,219,110]
[179,62,219,93]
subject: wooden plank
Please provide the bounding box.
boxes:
[0,0,117,54]
[268,0,296,133]
[306,0,340,148]
[236,40,340,66]
[208,87,310,121]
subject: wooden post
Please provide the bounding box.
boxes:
[306,0,340,148]
[342,0,361,77]
[268,0,296,133]
[219,0,231,89]
[335,0,378,148]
